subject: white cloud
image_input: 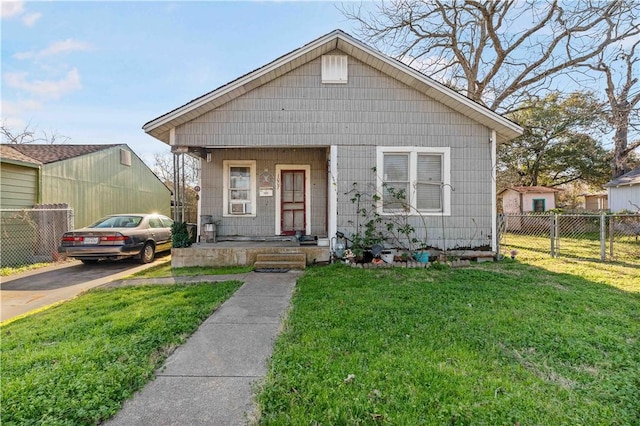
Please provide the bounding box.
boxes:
[14,39,93,60]
[1,1,24,18]
[0,100,43,129]
[22,12,41,27]
[4,68,82,99]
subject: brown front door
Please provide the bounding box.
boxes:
[281,170,306,235]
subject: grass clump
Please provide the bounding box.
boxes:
[1,262,56,276]
[1,281,241,425]
[127,261,253,279]
[257,264,639,425]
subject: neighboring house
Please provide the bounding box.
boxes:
[0,144,171,227]
[499,186,560,214]
[0,145,42,209]
[581,192,608,211]
[143,30,523,252]
[605,167,640,212]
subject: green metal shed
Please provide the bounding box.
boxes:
[1,144,171,227]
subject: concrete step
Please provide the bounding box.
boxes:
[256,253,306,263]
[254,253,306,270]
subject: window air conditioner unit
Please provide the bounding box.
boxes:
[230,202,247,215]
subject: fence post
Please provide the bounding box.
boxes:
[609,215,615,259]
[600,212,606,261]
[550,212,556,257]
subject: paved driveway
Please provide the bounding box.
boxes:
[1,254,169,322]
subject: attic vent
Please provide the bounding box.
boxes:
[321,55,348,84]
[120,148,131,166]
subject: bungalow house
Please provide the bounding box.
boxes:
[143,30,523,266]
[499,186,560,214]
[605,167,640,212]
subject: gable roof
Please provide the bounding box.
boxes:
[4,144,122,164]
[0,144,42,167]
[143,29,523,145]
[604,166,640,188]
[499,186,561,195]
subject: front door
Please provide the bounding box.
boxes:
[280,170,306,235]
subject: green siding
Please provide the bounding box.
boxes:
[41,146,171,228]
[0,162,38,209]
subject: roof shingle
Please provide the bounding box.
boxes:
[604,167,640,187]
[2,144,122,164]
[0,145,42,165]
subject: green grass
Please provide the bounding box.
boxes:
[257,263,639,425]
[501,232,639,264]
[127,261,253,279]
[1,281,242,425]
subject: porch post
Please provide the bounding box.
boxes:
[328,145,338,240]
[490,130,497,253]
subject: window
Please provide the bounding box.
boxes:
[377,147,451,215]
[321,55,348,84]
[223,160,256,216]
[532,198,546,212]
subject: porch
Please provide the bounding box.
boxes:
[171,240,331,268]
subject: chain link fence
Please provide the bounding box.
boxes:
[498,213,640,264]
[1,206,74,268]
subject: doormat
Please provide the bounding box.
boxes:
[255,268,291,273]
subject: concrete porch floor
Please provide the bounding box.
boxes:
[171,241,331,268]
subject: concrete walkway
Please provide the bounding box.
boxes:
[106,270,301,426]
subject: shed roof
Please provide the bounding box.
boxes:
[499,186,561,195]
[143,29,523,145]
[604,167,640,187]
[0,144,42,166]
[4,144,122,164]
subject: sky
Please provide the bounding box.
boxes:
[1,1,362,165]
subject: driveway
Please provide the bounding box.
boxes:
[0,254,169,322]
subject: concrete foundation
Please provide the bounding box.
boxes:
[171,242,331,268]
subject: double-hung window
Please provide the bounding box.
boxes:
[223,160,256,216]
[377,147,451,215]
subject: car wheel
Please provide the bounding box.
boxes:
[81,259,98,265]
[139,242,155,264]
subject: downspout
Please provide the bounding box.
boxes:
[491,130,497,253]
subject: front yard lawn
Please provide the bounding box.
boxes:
[257,262,639,425]
[127,261,253,278]
[1,281,241,425]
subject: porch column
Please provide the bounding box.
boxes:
[328,145,338,240]
[490,130,497,252]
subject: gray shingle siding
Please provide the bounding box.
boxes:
[194,50,494,248]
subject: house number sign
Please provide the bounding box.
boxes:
[259,171,274,197]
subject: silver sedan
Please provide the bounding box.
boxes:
[58,214,173,264]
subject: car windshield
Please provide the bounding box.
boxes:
[88,216,143,228]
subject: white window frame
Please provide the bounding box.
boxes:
[223,160,256,217]
[376,147,451,216]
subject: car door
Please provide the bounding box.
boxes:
[148,216,171,252]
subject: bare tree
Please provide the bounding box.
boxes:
[1,121,70,144]
[584,39,640,178]
[153,152,201,223]
[342,0,640,113]
[152,152,200,187]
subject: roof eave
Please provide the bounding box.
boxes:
[0,157,42,168]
